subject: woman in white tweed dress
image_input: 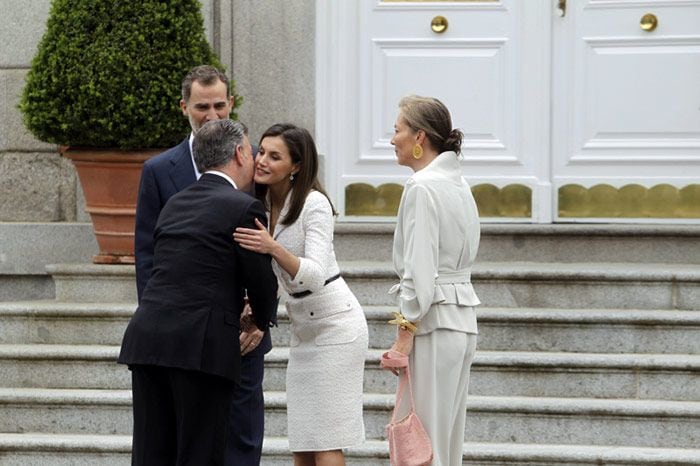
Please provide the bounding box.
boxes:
[234,123,368,465]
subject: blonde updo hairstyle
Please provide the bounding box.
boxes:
[398,95,463,155]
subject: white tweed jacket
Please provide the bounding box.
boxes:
[271,190,340,296]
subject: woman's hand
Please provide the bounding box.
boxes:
[234,218,277,254]
[391,326,414,355]
[384,327,414,375]
[236,217,301,278]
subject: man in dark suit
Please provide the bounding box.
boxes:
[119,119,278,465]
[134,65,272,465]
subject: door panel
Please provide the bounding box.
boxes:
[366,38,511,163]
[552,0,700,221]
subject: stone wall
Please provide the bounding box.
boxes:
[0,0,78,221]
[0,0,315,222]
[231,0,316,144]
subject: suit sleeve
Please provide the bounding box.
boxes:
[237,199,279,331]
[134,162,161,302]
[397,183,439,322]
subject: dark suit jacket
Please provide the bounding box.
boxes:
[119,174,278,383]
[135,138,261,300]
[135,138,195,301]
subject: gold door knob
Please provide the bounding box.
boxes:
[640,13,658,32]
[431,16,448,34]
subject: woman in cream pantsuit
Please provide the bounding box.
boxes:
[386,95,481,466]
[234,124,368,466]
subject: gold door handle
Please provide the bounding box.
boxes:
[557,0,566,17]
[431,16,448,34]
[640,13,658,32]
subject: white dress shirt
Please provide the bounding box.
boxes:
[204,170,238,189]
[188,133,202,180]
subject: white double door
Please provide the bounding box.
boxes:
[316,0,700,222]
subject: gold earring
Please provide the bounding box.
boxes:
[412,144,423,160]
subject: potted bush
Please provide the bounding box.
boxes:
[20,0,241,263]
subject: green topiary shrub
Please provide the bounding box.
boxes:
[20,0,242,150]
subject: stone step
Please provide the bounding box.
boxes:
[1,300,696,353]
[7,223,698,276]
[46,264,136,303]
[343,261,700,309]
[2,345,698,401]
[0,301,134,345]
[264,348,700,401]
[4,223,698,280]
[39,260,700,308]
[0,345,129,390]
[265,392,700,448]
[473,307,700,354]
[1,434,696,466]
[0,433,131,466]
[4,222,699,302]
[2,388,698,449]
[0,223,97,302]
[265,437,700,466]
[2,302,699,354]
[333,223,700,264]
[0,277,54,303]
[0,388,131,435]
[275,306,700,353]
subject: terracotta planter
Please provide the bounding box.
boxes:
[61,147,161,264]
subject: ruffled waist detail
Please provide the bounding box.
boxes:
[433,282,480,306]
[388,270,481,307]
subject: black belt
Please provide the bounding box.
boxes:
[290,274,341,299]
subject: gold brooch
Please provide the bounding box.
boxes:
[388,311,417,334]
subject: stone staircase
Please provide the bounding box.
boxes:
[0,223,699,465]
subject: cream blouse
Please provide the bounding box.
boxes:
[390,151,481,335]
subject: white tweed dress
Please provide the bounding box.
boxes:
[271,191,368,452]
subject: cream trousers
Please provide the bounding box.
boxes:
[396,328,478,466]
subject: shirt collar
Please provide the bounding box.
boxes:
[204,170,238,189]
[188,133,202,180]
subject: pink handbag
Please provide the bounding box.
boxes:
[382,351,433,466]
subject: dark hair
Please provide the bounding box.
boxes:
[255,123,337,225]
[192,119,247,172]
[181,65,230,102]
[398,95,463,155]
